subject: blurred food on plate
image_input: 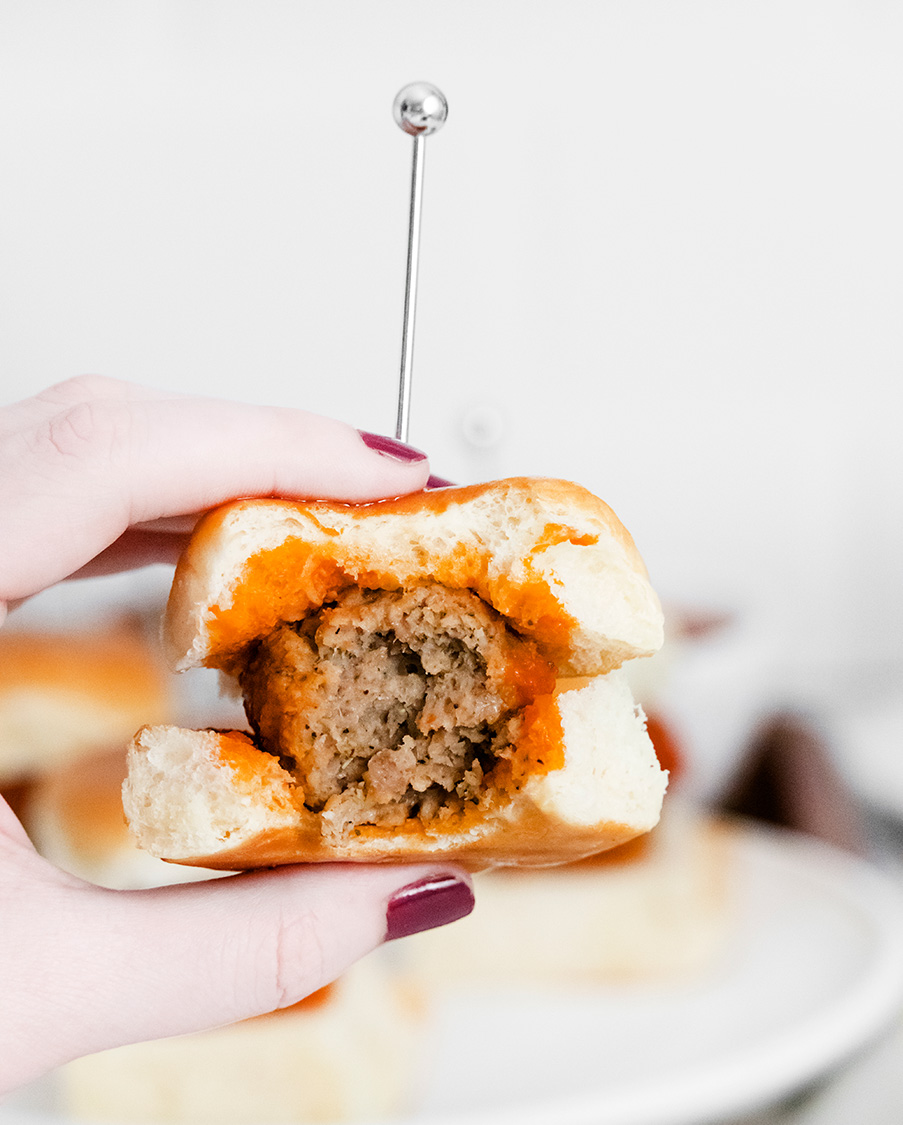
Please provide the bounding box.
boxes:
[0,619,174,834]
[0,620,173,788]
[719,711,869,856]
[403,801,735,988]
[59,957,425,1124]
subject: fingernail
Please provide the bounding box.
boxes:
[426,475,456,489]
[385,874,474,941]
[358,431,427,463]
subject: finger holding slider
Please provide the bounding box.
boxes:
[123,475,668,871]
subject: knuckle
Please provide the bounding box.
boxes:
[268,908,328,1010]
[41,399,132,464]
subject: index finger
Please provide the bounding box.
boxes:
[0,377,430,607]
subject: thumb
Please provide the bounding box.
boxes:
[2,856,472,1091]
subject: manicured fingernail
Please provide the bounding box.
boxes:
[385,874,474,941]
[358,431,427,463]
[426,475,456,489]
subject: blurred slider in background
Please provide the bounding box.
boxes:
[0,621,173,823]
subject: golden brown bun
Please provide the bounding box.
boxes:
[125,479,667,871]
[0,626,173,784]
[165,478,663,676]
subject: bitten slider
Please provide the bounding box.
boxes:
[123,478,667,870]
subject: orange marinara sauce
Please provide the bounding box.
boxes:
[197,488,596,791]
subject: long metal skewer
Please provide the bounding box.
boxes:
[392,82,448,444]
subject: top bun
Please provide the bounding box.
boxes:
[165,478,663,678]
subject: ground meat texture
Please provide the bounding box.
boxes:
[239,584,553,834]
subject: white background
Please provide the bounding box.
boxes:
[1,0,900,763]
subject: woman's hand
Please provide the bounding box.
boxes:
[0,374,434,618]
[0,376,474,1094]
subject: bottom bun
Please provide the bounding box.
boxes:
[59,956,424,1124]
[123,671,666,870]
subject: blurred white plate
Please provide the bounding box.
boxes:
[415,825,903,1125]
[4,824,903,1125]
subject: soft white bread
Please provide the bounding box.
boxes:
[59,956,425,1124]
[124,479,667,870]
[0,626,173,785]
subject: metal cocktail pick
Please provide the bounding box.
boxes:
[392,81,448,444]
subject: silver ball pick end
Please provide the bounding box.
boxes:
[393,81,448,138]
[393,82,448,443]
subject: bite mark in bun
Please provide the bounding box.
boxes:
[124,478,668,870]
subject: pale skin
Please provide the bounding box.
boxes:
[0,375,472,1095]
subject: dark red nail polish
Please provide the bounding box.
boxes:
[359,431,427,463]
[426,475,456,489]
[385,875,474,941]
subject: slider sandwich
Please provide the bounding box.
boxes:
[124,478,667,869]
